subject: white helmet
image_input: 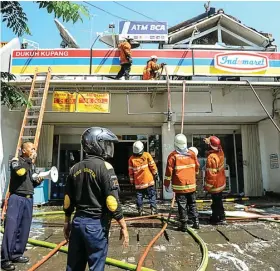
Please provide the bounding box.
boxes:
[189,147,198,156]
[133,141,144,155]
[150,55,158,60]
[174,134,187,153]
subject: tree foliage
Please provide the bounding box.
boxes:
[1,1,89,37]
[1,73,31,109]
[1,1,31,37]
[0,1,89,108]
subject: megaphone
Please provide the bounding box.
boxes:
[32,167,58,183]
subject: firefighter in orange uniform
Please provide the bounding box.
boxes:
[116,37,133,80]
[204,136,226,224]
[128,141,160,215]
[143,55,166,80]
[164,134,200,231]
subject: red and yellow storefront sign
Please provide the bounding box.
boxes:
[76,93,110,113]
[52,91,110,113]
[52,91,76,112]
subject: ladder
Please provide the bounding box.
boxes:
[1,67,52,221]
[15,67,52,154]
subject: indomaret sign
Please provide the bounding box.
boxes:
[119,21,168,42]
[214,52,269,73]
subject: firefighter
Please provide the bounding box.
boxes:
[143,55,166,80]
[128,141,160,216]
[63,127,129,271]
[1,142,43,271]
[164,134,200,231]
[115,37,133,80]
[204,136,226,225]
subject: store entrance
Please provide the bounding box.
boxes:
[108,141,147,198]
[193,133,244,196]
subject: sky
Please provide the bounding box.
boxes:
[1,1,280,49]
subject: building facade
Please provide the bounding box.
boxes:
[1,11,280,201]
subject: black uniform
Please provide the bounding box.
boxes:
[64,155,123,271]
[1,157,38,263]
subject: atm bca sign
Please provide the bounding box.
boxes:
[214,52,269,73]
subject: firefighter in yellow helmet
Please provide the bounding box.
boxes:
[143,55,166,80]
[128,140,160,215]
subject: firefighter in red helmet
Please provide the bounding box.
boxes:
[204,136,226,224]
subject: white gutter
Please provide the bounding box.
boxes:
[8,80,280,88]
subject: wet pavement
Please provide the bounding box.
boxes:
[1,199,280,271]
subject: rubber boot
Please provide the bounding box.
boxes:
[192,220,200,229]
[138,208,143,216]
[217,215,227,225]
[180,222,188,232]
[151,207,158,215]
[209,216,220,225]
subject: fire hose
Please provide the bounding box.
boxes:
[136,194,176,271]
[27,240,68,271]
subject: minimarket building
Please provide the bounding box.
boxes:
[1,10,280,202]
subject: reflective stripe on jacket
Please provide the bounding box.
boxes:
[143,60,161,80]
[164,150,200,193]
[128,152,158,190]
[119,41,131,64]
[205,149,226,194]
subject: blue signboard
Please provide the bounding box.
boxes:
[119,21,168,42]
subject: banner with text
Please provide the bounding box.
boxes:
[76,93,110,113]
[52,91,110,113]
[52,91,76,112]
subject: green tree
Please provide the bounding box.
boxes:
[1,1,89,108]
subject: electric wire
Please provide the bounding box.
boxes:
[113,1,161,23]
[83,1,130,21]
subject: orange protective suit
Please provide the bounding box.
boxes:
[118,41,131,64]
[164,151,200,193]
[128,152,158,190]
[143,60,162,80]
[204,149,226,194]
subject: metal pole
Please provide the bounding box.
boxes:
[181,81,186,134]
[233,131,239,194]
[245,80,280,133]
[89,35,101,75]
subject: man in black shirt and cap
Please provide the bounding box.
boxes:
[63,127,129,271]
[1,142,43,271]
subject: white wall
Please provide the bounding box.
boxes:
[0,38,20,72]
[258,117,280,193]
[41,89,273,125]
[0,107,23,200]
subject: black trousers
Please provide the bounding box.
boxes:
[1,194,33,261]
[175,192,198,223]
[211,192,225,220]
[116,63,131,80]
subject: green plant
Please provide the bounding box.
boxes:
[0,1,89,108]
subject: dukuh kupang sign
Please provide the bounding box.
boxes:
[119,21,168,42]
[214,52,269,73]
[10,49,280,76]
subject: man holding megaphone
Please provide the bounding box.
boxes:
[1,142,44,271]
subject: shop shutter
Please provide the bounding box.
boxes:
[241,124,263,196]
